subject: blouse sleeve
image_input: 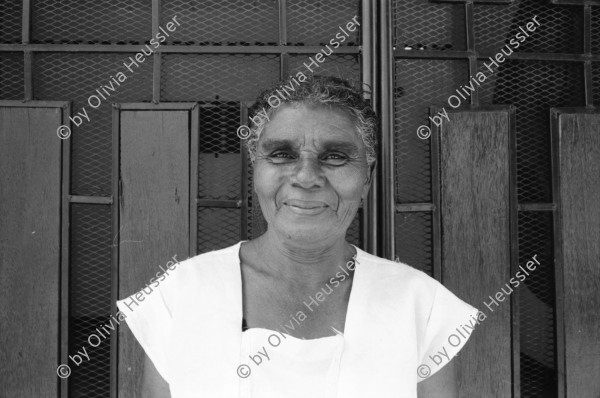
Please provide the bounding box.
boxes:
[116,279,173,384]
[417,281,480,381]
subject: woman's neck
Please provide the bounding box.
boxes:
[249,231,356,287]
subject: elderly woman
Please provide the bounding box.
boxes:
[117,75,478,398]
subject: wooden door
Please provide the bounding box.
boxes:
[0,102,70,398]
[114,103,197,397]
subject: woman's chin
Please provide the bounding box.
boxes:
[272,223,338,244]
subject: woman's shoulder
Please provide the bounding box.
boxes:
[158,242,243,303]
[354,247,440,294]
[355,248,479,325]
[173,242,242,274]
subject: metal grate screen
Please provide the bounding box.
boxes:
[160,54,280,102]
[518,211,556,397]
[0,52,23,100]
[287,0,361,46]
[31,0,151,44]
[394,59,468,204]
[69,204,113,398]
[33,52,153,197]
[473,3,583,54]
[394,212,433,275]
[0,1,22,44]
[0,1,362,396]
[478,60,584,203]
[394,0,465,51]
[392,0,594,395]
[162,0,279,45]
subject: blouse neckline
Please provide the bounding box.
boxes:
[235,240,363,342]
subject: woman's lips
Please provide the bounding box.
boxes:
[284,199,328,209]
[283,199,329,215]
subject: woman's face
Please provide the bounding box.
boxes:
[253,103,373,244]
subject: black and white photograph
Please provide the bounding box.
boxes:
[0,0,599,397]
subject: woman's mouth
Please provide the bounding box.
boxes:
[283,199,329,215]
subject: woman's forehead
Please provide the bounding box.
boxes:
[260,104,362,145]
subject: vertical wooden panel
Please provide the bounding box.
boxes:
[117,110,190,397]
[439,111,512,397]
[558,113,600,398]
[189,106,199,256]
[0,106,62,397]
[380,0,394,259]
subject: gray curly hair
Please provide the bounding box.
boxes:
[245,75,378,165]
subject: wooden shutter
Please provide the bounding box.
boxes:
[436,108,516,397]
[0,102,70,398]
[554,110,600,398]
[114,103,198,397]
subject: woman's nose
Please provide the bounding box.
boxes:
[291,157,324,189]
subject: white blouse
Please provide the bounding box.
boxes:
[239,328,344,398]
[117,241,479,398]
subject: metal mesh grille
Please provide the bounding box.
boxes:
[161,54,280,102]
[478,60,584,203]
[69,204,112,398]
[394,59,468,203]
[394,212,433,276]
[0,0,22,44]
[518,211,556,397]
[197,208,241,254]
[474,2,583,54]
[346,210,362,248]
[287,0,360,46]
[0,53,23,100]
[391,0,588,393]
[289,54,361,82]
[593,7,600,54]
[33,53,153,196]
[393,0,465,51]
[246,157,255,239]
[31,0,151,44]
[199,103,241,200]
[162,0,278,45]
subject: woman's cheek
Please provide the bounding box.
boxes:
[253,163,286,214]
[330,170,367,200]
[254,163,278,191]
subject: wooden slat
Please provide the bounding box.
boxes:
[110,103,120,398]
[0,106,62,397]
[117,110,190,397]
[380,0,394,259]
[439,111,512,397]
[59,103,71,398]
[189,105,199,256]
[558,113,600,398]
[240,103,249,241]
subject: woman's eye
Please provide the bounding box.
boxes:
[267,152,348,165]
[323,153,348,165]
[269,152,294,162]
